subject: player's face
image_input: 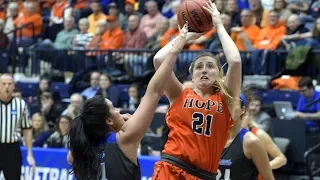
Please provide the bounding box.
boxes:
[105,99,125,132]
[192,57,219,89]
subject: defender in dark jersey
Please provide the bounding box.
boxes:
[218,94,275,180]
[67,24,191,180]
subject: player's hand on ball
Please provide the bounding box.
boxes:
[171,22,189,53]
[186,32,203,43]
[203,1,223,27]
[178,22,189,39]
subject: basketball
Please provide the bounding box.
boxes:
[177,0,213,33]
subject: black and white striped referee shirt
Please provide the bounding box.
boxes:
[0,97,32,143]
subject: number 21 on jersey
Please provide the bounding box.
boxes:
[192,112,213,136]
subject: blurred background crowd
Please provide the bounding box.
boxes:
[0,0,320,178]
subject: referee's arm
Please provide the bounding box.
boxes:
[21,102,36,167]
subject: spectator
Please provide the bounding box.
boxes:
[0,19,8,49]
[85,20,107,52]
[0,0,5,21]
[40,91,64,129]
[161,0,179,19]
[52,16,79,49]
[72,0,89,22]
[87,1,107,35]
[19,0,40,15]
[72,0,89,12]
[249,0,268,28]
[38,16,78,49]
[247,95,271,133]
[47,0,69,41]
[81,71,101,99]
[121,0,143,31]
[188,28,216,50]
[273,0,292,23]
[44,115,71,148]
[36,75,52,104]
[13,2,42,47]
[207,13,232,50]
[125,83,140,110]
[72,17,93,50]
[230,9,260,51]
[285,0,310,15]
[281,14,310,49]
[12,88,23,99]
[3,2,19,40]
[294,77,320,150]
[100,15,124,50]
[261,0,274,10]
[168,0,180,22]
[144,18,169,50]
[96,73,122,107]
[295,77,320,119]
[215,0,226,13]
[254,10,286,50]
[160,15,179,48]
[62,93,84,119]
[39,0,55,16]
[140,0,166,39]
[31,113,48,140]
[310,17,320,43]
[107,2,125,29]
[123,14,147,49]
[310,0,320,19]
[225,0,241,27]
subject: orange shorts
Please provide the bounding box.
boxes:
[258,173,263,180]
[152,161,201,180]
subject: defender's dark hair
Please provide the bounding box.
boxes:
[69,95,112,180]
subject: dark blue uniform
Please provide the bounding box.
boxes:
[99,132,141,180]
[218,128,258,180]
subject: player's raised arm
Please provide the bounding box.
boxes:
[119,24,189,144]
[203,2,241,97]
[153,30,201,103]
[203,2,242,121]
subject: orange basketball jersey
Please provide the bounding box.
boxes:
[162,88,234,173]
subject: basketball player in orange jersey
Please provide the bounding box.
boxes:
[152,1,242,179]
[218,93,275,180]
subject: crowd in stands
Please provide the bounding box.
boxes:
[15,72,145,150]
[1,0,320,76]
[0,0,319,160]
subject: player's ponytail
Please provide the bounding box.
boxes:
[69,95,111,180]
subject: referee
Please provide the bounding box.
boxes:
[0,74,35,179]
